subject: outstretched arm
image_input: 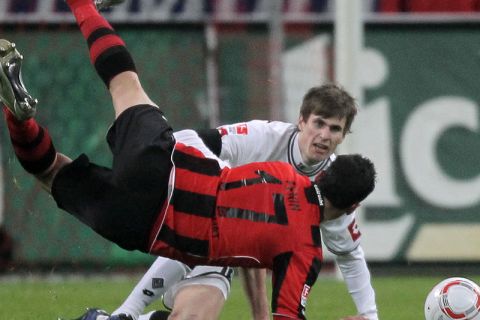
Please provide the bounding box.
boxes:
[240,268,270,320]
[321,214,378,320]
[336,246,378,320]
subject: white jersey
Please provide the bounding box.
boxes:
[218,120,360,254]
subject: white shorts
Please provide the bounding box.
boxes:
[162,265,234,309]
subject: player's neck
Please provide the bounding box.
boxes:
[322,199,344,221]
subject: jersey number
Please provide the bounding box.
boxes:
[348,219,361,242]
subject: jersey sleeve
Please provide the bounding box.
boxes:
[336,246,378,319]
[173,129,230,169]
[218,120,293,167]
[271,251,321,320]
[320,211,361,255]
[321,213,378,319]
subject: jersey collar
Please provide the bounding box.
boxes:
[288,129,331,178]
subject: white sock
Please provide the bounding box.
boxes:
[112,257,188,320]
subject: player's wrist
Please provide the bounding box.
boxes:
[252,311,271,320]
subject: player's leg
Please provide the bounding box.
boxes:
[0,36,170,257]
[50,0,175,253]
[65,0,154,118]
[111,257,189,320]
[0,39,71,191]
[162,266,233,320]
[167,286,225,320]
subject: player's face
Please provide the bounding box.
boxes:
[297,114,346,165]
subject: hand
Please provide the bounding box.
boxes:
[340,316,369,320]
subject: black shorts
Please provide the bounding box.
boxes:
[52,105,174,251]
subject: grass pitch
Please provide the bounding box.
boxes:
[1,273,479,319]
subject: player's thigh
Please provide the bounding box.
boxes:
[169,285,225,320]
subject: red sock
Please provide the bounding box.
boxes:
[3,107,56,174]
[66,0,136,86]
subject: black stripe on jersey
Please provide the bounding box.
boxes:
[173,150,221,176]
[311,225,321,248]
[196,128,222,156]
[304,185,323,205]
[156,224,209,257]
[220,170,282,190]
[305,186,324,222]
[305,184,318,204]
[218,193,288,225]
[296,256,322,319]
[171,189,215,218]
[273,193,288,225]
[306,256,322,284]
[271,252,293,315]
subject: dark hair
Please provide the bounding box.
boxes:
[316,154,376,210]
[299,84,358,135]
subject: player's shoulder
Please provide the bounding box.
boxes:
[249,120,297,140]
[220,119,295,133]
[262,120,297,132]
[320,212,361,254]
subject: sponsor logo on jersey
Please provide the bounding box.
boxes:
[218,123,248,136]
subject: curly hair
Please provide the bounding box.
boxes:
[316,154,376,210]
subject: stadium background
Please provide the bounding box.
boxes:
[0,0,479,275]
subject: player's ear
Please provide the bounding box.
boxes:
[345,203,360,214]
[298,115,306,129]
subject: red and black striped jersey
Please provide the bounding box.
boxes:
[149,141,323,319]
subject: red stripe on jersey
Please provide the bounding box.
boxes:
[149,143,223,258]
[174,167,219,196]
